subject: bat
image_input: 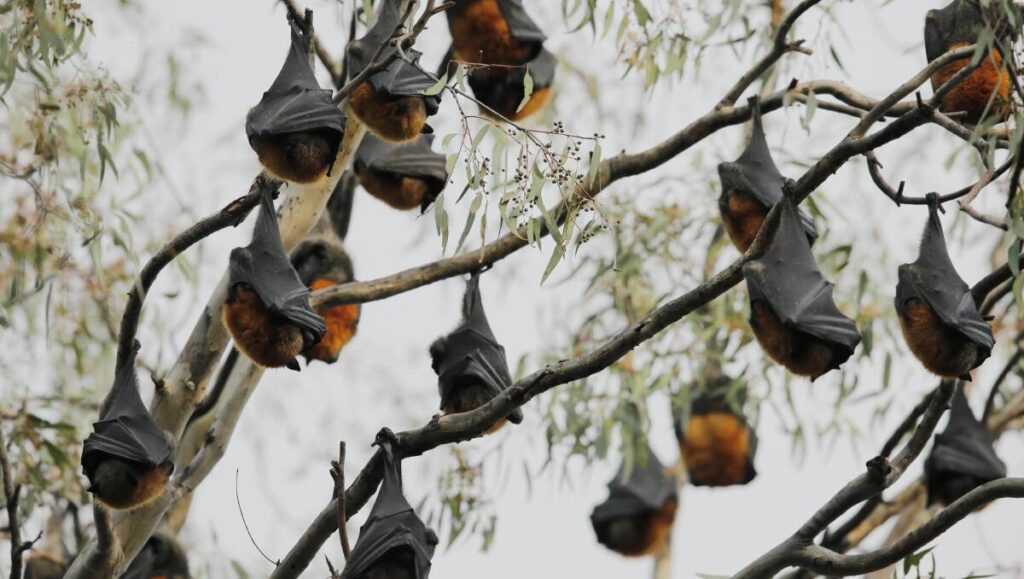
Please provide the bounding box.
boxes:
[340,446,437,579]
[429,271,524,434]
[290,234,360,364]
[924,384,1006,506]
[246,14,346,184]
[223,180,326,370]
[22,554,67,579]
[444,0,555,121]
[590,444,678,557]
[326,170,358,241]
[81,343,175,511]
[122,532,191,579]
[718,97,817,252]
[354,133,448,212]
[925,0,1016,123]
[347,0,441,143]
[677,386,757,488]
[896,201,994,379]
[743,196,861,380]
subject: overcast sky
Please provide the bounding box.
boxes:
[83,1,1024,577]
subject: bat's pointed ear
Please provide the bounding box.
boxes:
[287,359,302,372]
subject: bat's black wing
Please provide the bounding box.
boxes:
[468,47,557,114]
[434,272,523,424]
[590,444,676,523]
[341,451,436,579]
[895,202,994,363]
[228,182,326,345]
[356,133,448,187]
[718,99,817,242]
[348,0,441,110]
[82,345,174,478]
[743,197,861,356]
[497,0,547,43]
[246,18,345,144]
[925,384,1006,493]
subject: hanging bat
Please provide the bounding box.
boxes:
[354,133,448,212]
[223,180,326,370]
[340,445,437,579]
[22,554,67,579]
[926,0,1017,123]
[326,170,358,241]
[247,14,346,184]
[430,271,524,434]
[590,444,678,557]
[121,532,191,579]
[677,386,757,488]
[718,98,817,253]
[81,343,175,511]
[290,234,360,364]
[444,0,555,121]
[347,0,441,143]
[743,196,861,380]
[896,201,994,379]
[924,384,1006,506]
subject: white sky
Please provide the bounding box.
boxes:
[82,1,1024,578]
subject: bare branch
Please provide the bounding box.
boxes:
[281,0,344,86]
[0,418,24,579]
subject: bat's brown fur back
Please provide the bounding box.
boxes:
[899,297,979,378]
[600,498,677,557]
[443,380,508,434]
[349,83,427,143]
[249,130,337,184]
[91,459,172,511]
[223,287,305,368]
[305,278,360,363]
[681,412,751,486]
[355,164,432,211]
[931,42,1011,123]
[750,300,841,379]
[721,189,768,252]
[450,0,536,65]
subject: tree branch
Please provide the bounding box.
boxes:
[0,419,24,579]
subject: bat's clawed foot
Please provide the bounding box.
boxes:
[865,456,892,482]
[373,427,400,451]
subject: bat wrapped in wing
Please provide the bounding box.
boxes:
[81,343,175,511]
[354,133,448,212]
[290,233,360,364]
[896,200,994,379]
[677,381,758,488]
[743,196,860,380]
[925,0,1017,123]
[347,0,441,143]
[590,444,678,557]
[223,180,326,370]
[445,0,555,120]
[341,446,437,579]
[718,98,817,252]
[924,384,1006,506]
[246,14,346,184]
[121,532,191,579]
[430,271,523,433]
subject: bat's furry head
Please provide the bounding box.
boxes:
[429,335,448,374]
[290,235,355,287]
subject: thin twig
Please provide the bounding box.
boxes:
[331,442,350,559]
[235,469,279,566]
[0,419,24,579]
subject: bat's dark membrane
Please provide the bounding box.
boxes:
[678,392,757,487]
[23,554,67,579]
[290,235,360,364]
[718,99,816,252]
[430,271,523,432]
[246,16,345,183]
[340,451,437,579]
[81,345,175,511]
[347,0,441,143]
[743,197,860,380]
[896,202,994,379]
[591,445,678,557]
[224,182,326,370]
[354,134,448,212]
[121,533,191,579]
[925,0,1015,123]
[924,384,1006,506]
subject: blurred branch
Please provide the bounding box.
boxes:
[0,420,27,579]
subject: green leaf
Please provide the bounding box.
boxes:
[516,68,535,113]
[434,193,449,254]
[230,560,249,579]
[455,192,483,253]
[586,142,602,188]
[423,72,448,96]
